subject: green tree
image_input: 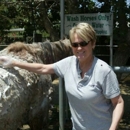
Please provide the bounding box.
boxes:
[0,3,12,39]
[0,0,130,67]
[0,0,98,41]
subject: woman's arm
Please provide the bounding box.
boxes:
[0,56,55,74]
[109,95,124,130]
[14,61,55,74]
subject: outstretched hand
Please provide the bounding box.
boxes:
[0,56,14,68]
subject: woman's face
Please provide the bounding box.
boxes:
[71,33,95,62]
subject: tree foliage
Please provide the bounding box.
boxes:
[0,0,130,44]
[0,3,12,37]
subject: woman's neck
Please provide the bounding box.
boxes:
[79,55,94,77]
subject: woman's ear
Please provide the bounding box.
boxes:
[92,41,96,50]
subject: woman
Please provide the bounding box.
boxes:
[0,23,124,130]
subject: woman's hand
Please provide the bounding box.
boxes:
[0,56,15,68]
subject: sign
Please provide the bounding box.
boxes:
[65,13,113,36]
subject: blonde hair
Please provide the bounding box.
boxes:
[69,22,96,43]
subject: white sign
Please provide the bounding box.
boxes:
[65,13,113,36]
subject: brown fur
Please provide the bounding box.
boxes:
[6,42,37,56]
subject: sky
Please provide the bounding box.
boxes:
[126,0,130,6]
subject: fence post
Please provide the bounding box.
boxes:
[59,78,65,130]
[59,0,65,129]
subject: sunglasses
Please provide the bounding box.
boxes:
[71,41,90,48]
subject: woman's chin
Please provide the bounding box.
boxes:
[77,56,85,60]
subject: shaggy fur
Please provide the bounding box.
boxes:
[7,42,37,56]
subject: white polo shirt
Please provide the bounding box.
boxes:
[53,56,120,130]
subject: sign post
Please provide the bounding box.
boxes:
[65,13,113,36]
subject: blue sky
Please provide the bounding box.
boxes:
[126,0,130,5]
